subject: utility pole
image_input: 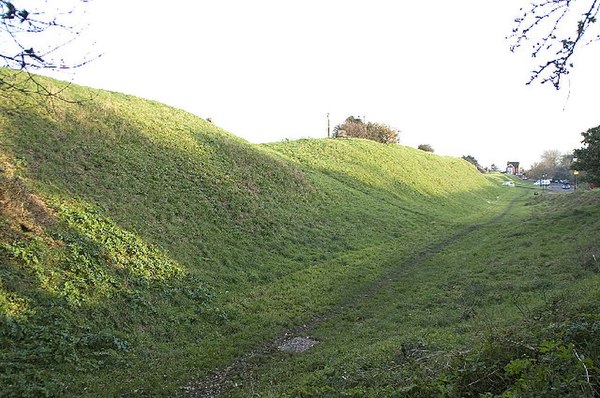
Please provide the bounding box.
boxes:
[327,113,330,138]
[573,157,578,190]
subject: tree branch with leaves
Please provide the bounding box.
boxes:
[573,125,600,184]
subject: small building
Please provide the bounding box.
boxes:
[506,161,521,175]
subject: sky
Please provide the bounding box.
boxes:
[42,0,600,170]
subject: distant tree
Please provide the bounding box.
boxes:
[461,155,478,166]
[490,163,500,172]
[461,155,485,173]
[509,0,600,89]
[527,149,572,179]
[417,144,434,152]
[573,125,600,184]
[333,116,399,144]
[367,122,399,144]
[557,153,575,180]
[333,116,367,139]
[0,0,96,97]
[528,150,558,179]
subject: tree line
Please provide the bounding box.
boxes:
[526,125,600,187]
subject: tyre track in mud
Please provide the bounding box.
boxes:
[183,195,522,397]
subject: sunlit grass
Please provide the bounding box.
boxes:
[225,189,600,397]
[1,71,582,396]
[267,138,490,197]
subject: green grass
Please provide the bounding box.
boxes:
[0,71,597,397]
[223,189,600,397]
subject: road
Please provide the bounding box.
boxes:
[524,180,574,193]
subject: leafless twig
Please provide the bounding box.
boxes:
[0,0,99,101]
[509,0,600,89]
[573,349,591,384]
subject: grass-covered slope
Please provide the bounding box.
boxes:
[0,73,512,396]
[266,138,491,222]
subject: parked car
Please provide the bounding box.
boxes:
[562,184,571,189]
[502,181,515,186]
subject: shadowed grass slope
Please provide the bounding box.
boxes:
[0,72,515,396]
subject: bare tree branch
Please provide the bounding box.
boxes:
[0,0,98,100]
[509,0,600,89]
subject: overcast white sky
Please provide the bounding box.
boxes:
[50,0,600,169]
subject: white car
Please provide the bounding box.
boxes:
[502,181,515,186]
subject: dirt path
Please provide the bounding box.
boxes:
[183,195,522,397]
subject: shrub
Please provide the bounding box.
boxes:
[333,116,399,144]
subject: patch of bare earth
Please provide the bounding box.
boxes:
[278,337,318,353]
[0,161,56,240]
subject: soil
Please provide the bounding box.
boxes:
[278,337,319,353]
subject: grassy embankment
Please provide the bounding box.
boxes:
[2,72,597,397]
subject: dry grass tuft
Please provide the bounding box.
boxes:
[0,161,55,239]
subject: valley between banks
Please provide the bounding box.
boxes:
[1,74,599,397]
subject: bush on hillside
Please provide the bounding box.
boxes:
[333,116,399,144]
